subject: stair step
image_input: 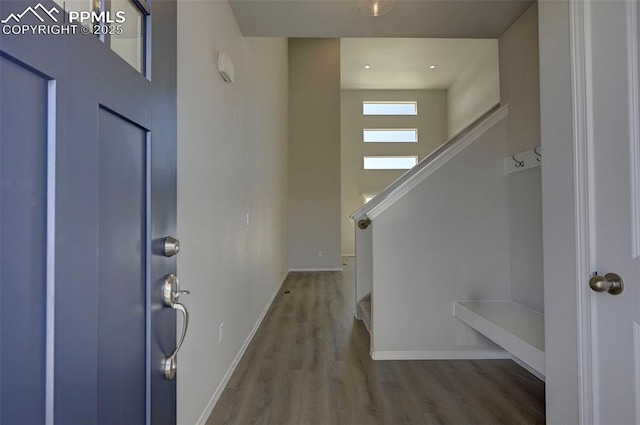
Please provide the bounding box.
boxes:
[357,292,371,334]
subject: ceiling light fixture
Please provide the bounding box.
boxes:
[429,65,436,69]
[358,0,394,17]
[364,64,371,69]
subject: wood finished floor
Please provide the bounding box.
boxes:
[206,258,545,425]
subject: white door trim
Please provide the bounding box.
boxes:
[626,1,640,420]
[627,0,640,260]
[569,0,596,423]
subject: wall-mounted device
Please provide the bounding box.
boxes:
[217,52,234,83]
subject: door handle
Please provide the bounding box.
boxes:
[589,272,624,295]
[164,302,189,380]
[162,274,191,380]
[163,274,189,306]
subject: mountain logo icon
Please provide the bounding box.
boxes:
[1,3,60,24]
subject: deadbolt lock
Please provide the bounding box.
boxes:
[164,236,180,257]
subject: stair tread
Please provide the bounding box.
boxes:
[357,293,371,334]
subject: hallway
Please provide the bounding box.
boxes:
[206,259,545,425]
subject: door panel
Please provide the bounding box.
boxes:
[0,0,177,423]
[97,108,147,424]
[0,54,48,425]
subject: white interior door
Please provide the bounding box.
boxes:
[586,0,640,423]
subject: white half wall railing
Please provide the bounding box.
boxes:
[350,103,507,226]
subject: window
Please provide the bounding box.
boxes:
[363,156,418,170]
[363,129,418,143]
[363,102,417,115]
[363,194,377,203]
[110,0,148,74]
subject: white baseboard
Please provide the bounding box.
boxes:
[288,267,343,272]
[370,349,510,361]
[512,355,546,381]
[195,275,287,425]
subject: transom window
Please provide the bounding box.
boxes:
[363,129,418,143]
[363,102,417,115]
[53,0,149,74]
[363,156,418,170]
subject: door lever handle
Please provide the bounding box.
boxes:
[163,274,190,307]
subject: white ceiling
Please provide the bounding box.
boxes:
[341,38,497,90]
[228,0,533,38]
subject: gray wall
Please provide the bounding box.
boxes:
[447,41,500,137]
[539,0,580,422]
[341,90,448,256]
[176,1,289,423]
[288,38,342,270]
[500,3,544,312]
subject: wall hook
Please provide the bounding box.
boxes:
[512,155,525,168]
[533,147,541,162]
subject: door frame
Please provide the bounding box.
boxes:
[568,0,595,422]
[568,0,640,422]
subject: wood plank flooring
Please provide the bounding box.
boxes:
[206,258,545,425]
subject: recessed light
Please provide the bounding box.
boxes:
[429,65,436,69]
[364,64,371,69]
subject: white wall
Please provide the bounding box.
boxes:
[500,3,544,312]
[288,38,342,271]
[176,1,289,424]
[341,90,447,256]
[371,116,511,355]
[500,3,542,156]
[539,0,580,422]
[447,41,500,137]
[507,169,543,311]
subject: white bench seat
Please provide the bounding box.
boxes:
[454,301,545,378]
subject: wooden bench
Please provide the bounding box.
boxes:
[454,301,545,379]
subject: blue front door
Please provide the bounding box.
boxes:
[0,0,177,423]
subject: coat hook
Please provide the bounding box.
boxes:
[533,147,541,162]
[512,155,525,168]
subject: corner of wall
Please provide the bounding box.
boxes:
[499,0,544,313]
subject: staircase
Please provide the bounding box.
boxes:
[349,104,544,374]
